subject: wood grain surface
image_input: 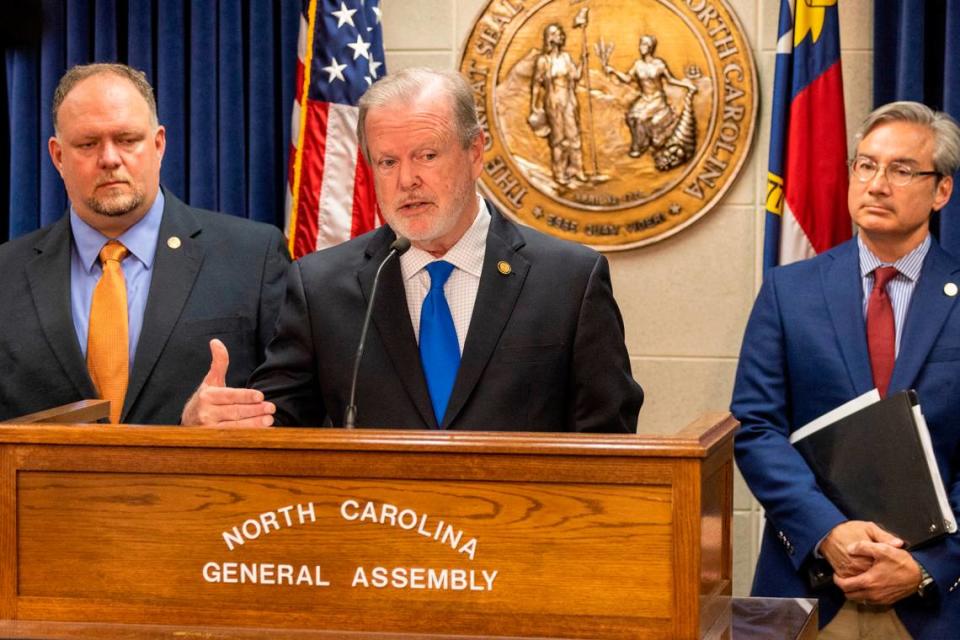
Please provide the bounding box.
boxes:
[1,416,736,639]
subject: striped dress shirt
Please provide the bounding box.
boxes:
[858,233,930,357]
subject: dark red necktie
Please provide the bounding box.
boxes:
[867,266,898,398]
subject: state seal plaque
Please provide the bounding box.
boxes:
[459,0,758,250]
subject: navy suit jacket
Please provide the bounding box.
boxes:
[0,190,289,424]
[732,237,960,638]
[249,205,643,432]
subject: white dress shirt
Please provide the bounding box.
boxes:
[400,196,490,353]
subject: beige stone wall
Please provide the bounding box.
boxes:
[380,0,874,596]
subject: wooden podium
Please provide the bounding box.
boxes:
[0,412,736,639]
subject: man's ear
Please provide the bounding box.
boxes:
[934,174,953,211]
[48,136,63,175]
[469,132,485,181]
[154,125,167,164]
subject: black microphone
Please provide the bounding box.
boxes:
[344,236,411,428]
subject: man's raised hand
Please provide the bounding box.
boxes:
[180,339,275,427]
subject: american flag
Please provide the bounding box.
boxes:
[286,0,386,259]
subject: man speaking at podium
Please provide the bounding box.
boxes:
[0,64,289,425]
[183,68,642,433]
[732,102,960,639]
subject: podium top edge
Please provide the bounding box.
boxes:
[0,413,737,459]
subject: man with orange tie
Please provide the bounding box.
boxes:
[0,63,289,424]
[732,102,960,639]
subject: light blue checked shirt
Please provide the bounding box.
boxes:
[70,191,164,370]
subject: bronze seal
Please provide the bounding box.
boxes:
[460,0,758,250]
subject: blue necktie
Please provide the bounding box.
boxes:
[420,261,460,426]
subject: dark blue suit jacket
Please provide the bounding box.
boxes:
[0,190,289,424]
[732,237,960,639]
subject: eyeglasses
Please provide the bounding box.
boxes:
[849,156,941,187]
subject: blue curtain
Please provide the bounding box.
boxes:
[1,0,301,242]
[875,0,960,255]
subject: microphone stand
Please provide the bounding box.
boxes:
[344,236,411,428]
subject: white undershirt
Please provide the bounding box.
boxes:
[400,196,490,354]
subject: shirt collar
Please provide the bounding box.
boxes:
[857,232,930,283]
[70,190,165,273]
[400,195,490,281]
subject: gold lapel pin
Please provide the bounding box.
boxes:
[497,261,512,275]
[167,236,182,250]
[944,282,958,297]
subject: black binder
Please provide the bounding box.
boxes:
[791,389,954,549]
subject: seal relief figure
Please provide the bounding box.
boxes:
[600,34,698,171]
[461,0,757,250]
[529,23,588,186]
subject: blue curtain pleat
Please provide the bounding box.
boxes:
[3,0,300,242]
[39,0,66,228]
[218,2,245,217]
[189,1,217,210]
[247,1,276,225]
[94,0,119,60]
[896,0,924,101]
[126,0,154,80]
[156,0,187,200]
[8,49,41,239]
[65,1,91,68]
[939,1,960,252]
[875,0,960,256]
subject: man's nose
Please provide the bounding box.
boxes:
[865,167,893,194]
[98,141,122,168]
[398,161,421,189]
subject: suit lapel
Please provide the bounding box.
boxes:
[822,240,874,395]
[889,241,960,392]
[443,209,529,428]
[25,216,97,398]
[124,193,204,420]
[359,229,437,427]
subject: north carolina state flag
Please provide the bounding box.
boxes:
[763,0,850,271]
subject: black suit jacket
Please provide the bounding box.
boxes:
[250,206,643,432]
[0,191,289,424]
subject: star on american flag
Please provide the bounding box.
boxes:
[346,34,372,61]
[331,2,357,28]
[322,57,348,83]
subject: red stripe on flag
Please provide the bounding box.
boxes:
[292,100,330,259]
[350,152,378,238]
[784,61,851,254]
[294,61,305,104]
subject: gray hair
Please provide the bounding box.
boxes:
[854,101,960,177]
[53,63,159,133]
[356,67,482,162]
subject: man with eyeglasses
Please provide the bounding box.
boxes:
[732,101,960,639]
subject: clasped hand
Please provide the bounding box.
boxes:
[822,520,922,605]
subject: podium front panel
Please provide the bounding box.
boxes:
[0,421,735,638]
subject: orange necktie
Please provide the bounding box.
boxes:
[87,240,130,423]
